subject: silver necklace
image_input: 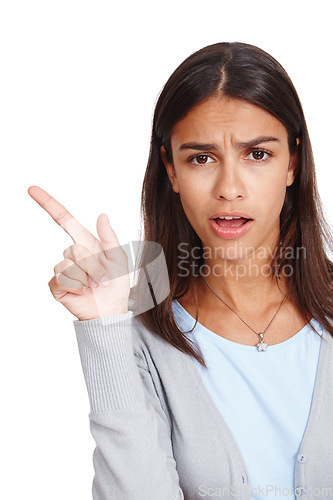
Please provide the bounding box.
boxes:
[202,277,289,352]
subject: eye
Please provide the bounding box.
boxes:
[246,149,272,162]
[188,154,215,165]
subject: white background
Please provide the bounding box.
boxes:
[1,1,332,499]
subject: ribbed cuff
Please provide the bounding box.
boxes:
[73,311,145,413]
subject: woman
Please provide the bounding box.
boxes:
[28,42,333,499]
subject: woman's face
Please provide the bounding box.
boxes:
[161,96,299,262]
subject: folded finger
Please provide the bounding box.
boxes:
[48,273,85,298]
[54,258,98,288]
[63,244,109,285]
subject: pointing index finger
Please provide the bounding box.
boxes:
[28,186,100,251]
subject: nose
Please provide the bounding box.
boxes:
[214,160,244,201]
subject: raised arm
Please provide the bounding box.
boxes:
[28,185,184,499]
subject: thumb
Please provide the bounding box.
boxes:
[97,214,130,278]
[96,213,126,262]
[96,213,118,248]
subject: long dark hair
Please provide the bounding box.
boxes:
[131,41,333,367]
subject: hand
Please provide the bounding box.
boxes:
[28,186,131,321]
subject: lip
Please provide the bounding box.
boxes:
[209,211,254,220]
[209,218,254,240]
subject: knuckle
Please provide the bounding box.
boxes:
[54,272,67,289]
[63,246,72,259]
[53,263,60,273]
[72,243,85,252]
[48,275,57,293]
[63,243,90,260]
[54,258,74,273]
[56,210,69,223]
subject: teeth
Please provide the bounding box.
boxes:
[218,216,241,220]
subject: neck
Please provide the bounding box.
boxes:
[194,257,289,315]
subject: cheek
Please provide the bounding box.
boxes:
[177,174,201,205]
[255,173,288,219]
[177,175,205,226]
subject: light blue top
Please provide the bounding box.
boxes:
[172,299,323,500]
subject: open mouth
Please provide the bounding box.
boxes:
[213,217,252,228]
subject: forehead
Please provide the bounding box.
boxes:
[170,96,287,146]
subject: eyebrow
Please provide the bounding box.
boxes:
[178,136,280,151]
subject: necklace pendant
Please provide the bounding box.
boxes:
[257,333,267,352]
[257,340,268,352]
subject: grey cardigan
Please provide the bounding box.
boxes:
[73,293,333,500]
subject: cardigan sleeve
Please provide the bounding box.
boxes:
[73,311,184,500]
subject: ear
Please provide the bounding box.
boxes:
[160,145,180,193]
[286,137,301,187]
